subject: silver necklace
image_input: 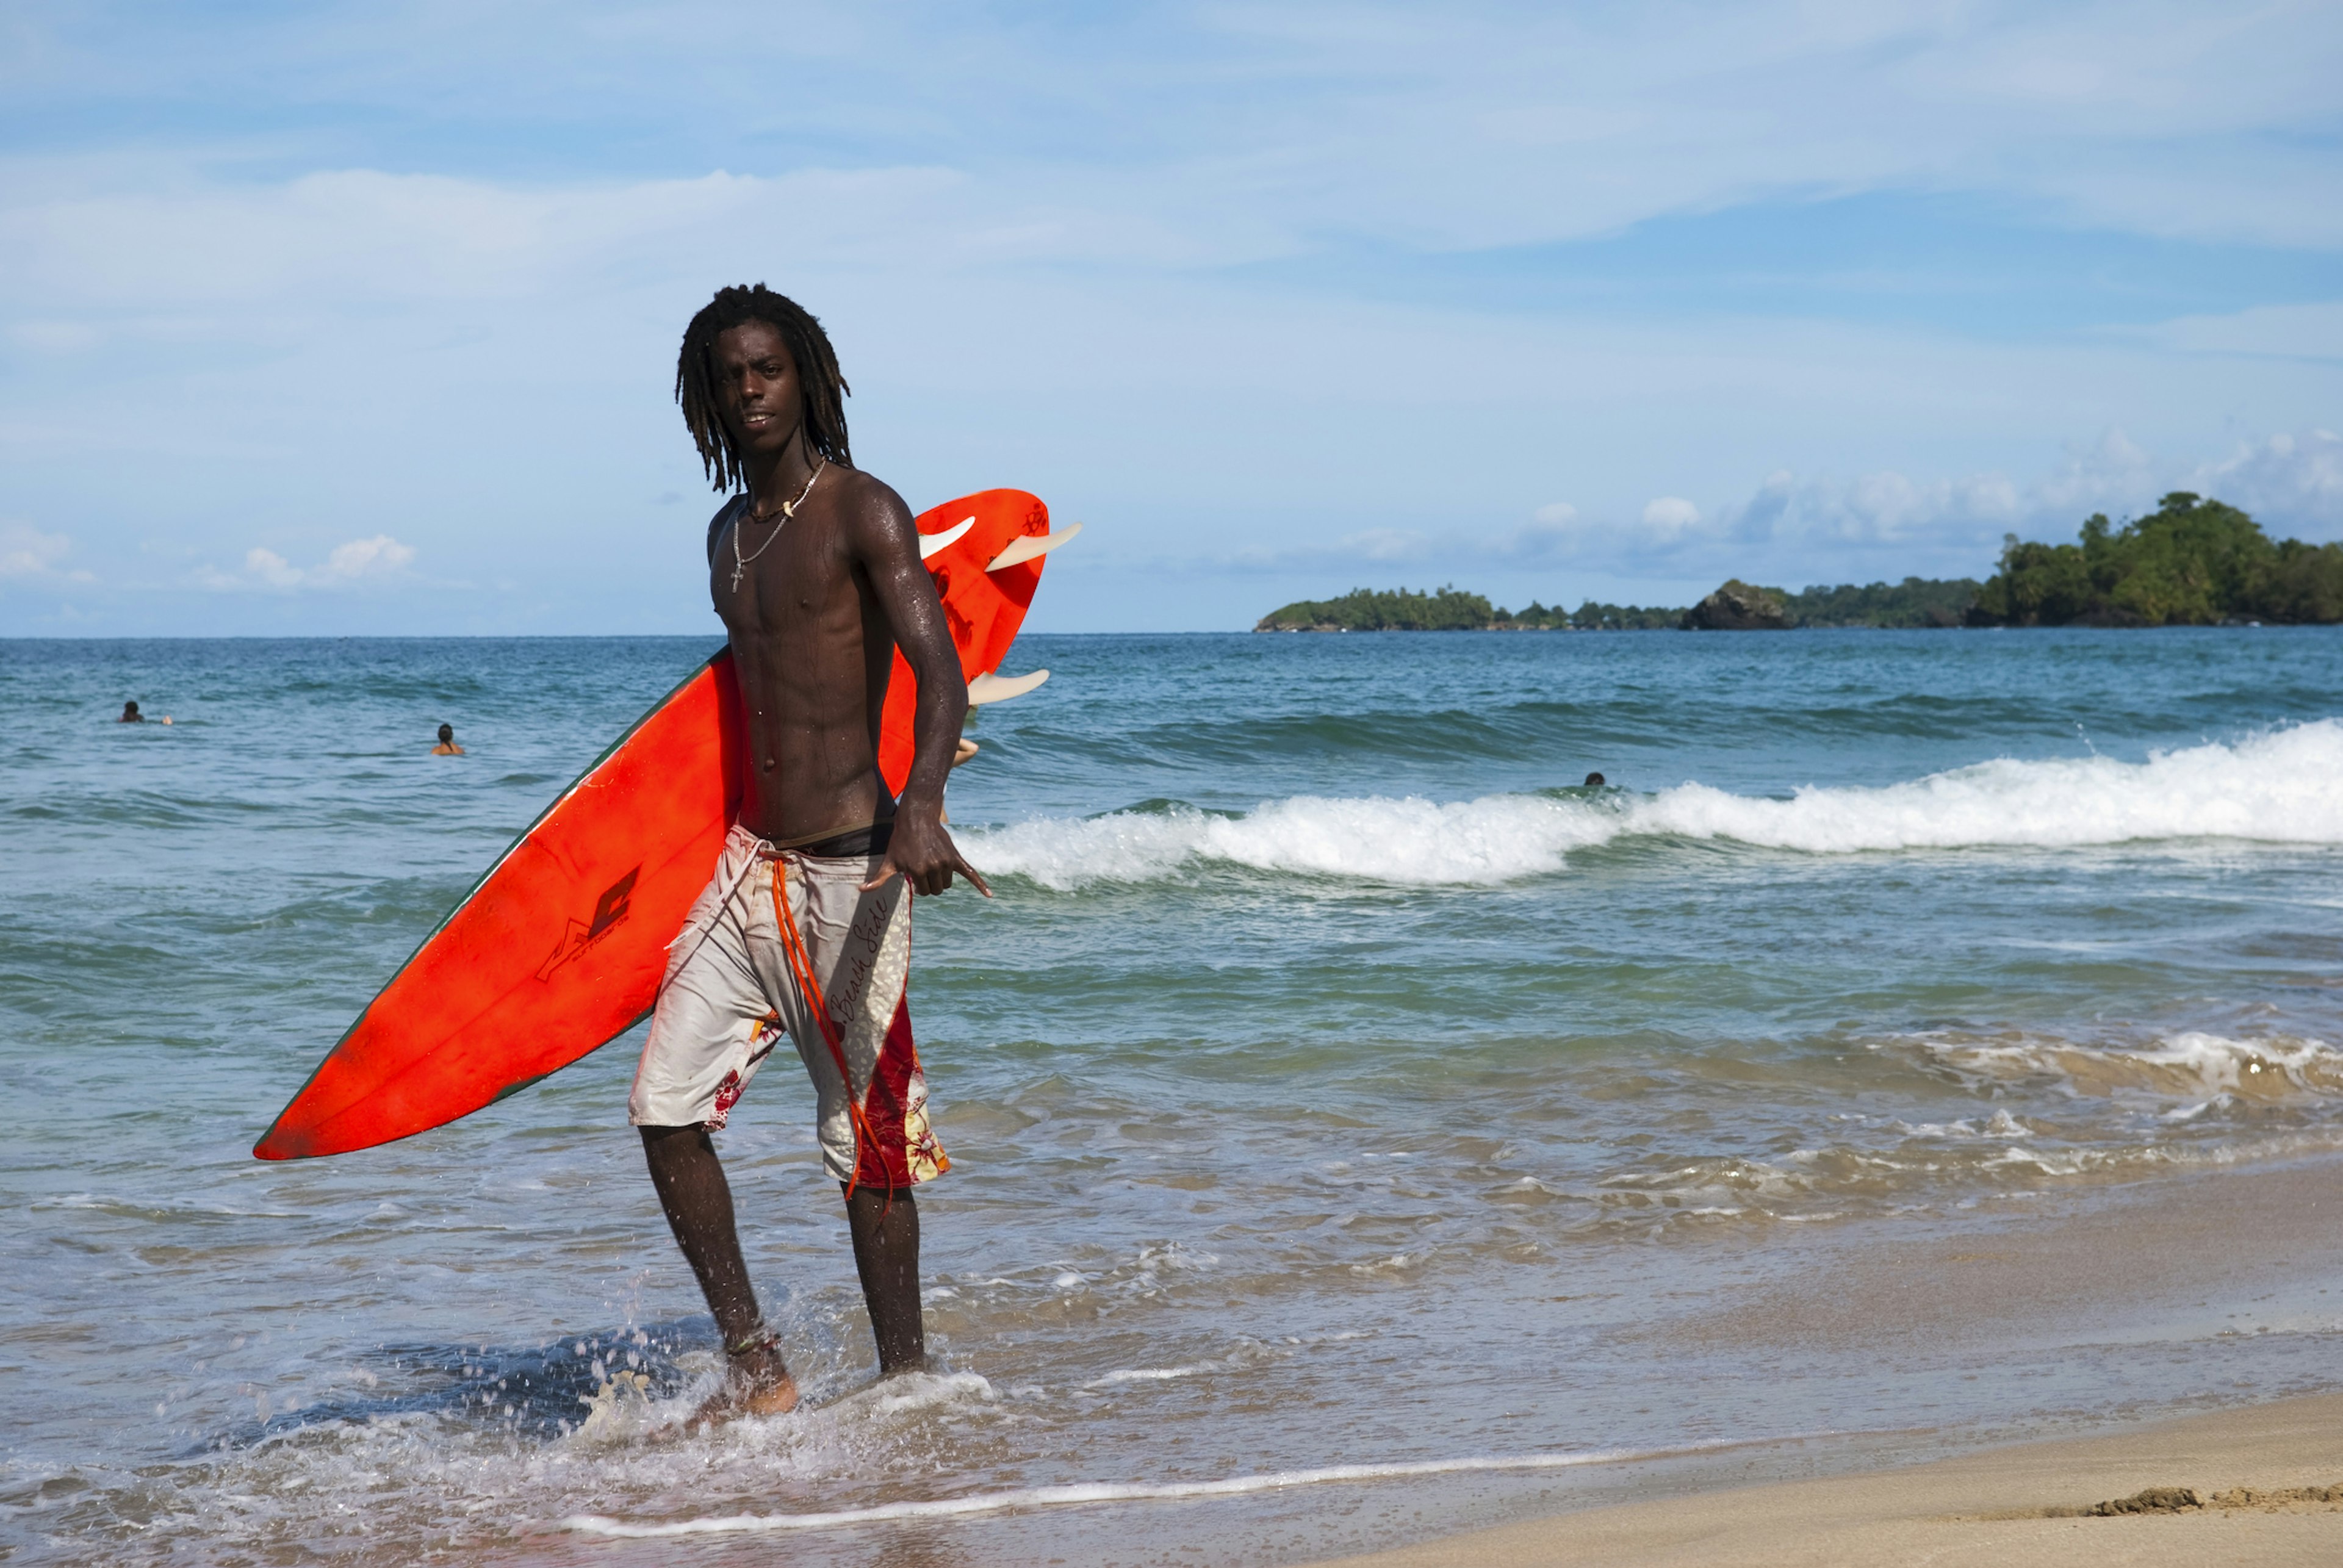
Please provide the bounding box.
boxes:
[729,459,826,592]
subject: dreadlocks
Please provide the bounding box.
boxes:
[675,284,852,491]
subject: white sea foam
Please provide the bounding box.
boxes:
[967,721,2343,888]
[1915,1030,2343,1102]
[556,1434,1802,1537]
[971,792,1612,887]
[1086,1363,1219,1386]
[1892,1110,2034,1140]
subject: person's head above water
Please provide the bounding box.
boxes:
[437,723,454,744]
[120,700,142,722]
[675,284,852,494]
[1583,771,1605,788]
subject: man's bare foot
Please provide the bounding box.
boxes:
[688,1334,799,1426]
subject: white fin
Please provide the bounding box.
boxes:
[919,517,976,560]
[987,522,1082,571]
[967,669,1050,705]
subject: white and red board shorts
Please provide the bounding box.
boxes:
[628,824,948,1190]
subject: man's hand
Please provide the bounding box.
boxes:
[843,476,985,894]
[863,802,992,898]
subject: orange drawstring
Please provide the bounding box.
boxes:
[769,858,893,1204]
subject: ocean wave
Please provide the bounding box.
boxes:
[965,720,2343,888]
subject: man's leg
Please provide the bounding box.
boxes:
[641,1123,796,1414]
[844,1184,926,1375]
[780,852,939,1378]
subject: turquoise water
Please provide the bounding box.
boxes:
[5,629,2342,1565]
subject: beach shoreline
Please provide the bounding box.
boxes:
[11,632,2342,1567]
[1281,1148,2343,1568]
[1303,1390,2343,1567]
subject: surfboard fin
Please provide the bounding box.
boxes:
[920,517,976,559]
[987,522,1082,571]
[968,669,1049,705]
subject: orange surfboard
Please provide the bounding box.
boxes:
[877,489,1060,793]
[255,490,1062,1161]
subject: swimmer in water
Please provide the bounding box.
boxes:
[119,701,143,723]
[431,723,464,755]
[1583,771,1605,788]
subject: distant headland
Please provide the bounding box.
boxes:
[1255,493,2343,631]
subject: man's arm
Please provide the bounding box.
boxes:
[848,485,990,899]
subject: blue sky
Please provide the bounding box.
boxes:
[2,1,2339,634]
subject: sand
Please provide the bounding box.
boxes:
[1305,1392,2343,1567]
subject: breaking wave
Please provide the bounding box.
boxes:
[1910,1030,2343,1107]
[966,720,2343,888]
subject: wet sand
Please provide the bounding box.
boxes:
[1295,1153,2343,1568]
[1307,1392,2343,1567]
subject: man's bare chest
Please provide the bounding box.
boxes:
[714,536,878,661]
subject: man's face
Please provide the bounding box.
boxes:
[711,322,803,466]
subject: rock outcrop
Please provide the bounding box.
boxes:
[1682,580,1791,630]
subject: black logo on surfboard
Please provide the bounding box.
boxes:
[536,866,641,982]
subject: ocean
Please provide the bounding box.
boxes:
[5,628,2342,1566]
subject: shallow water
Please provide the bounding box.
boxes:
[4,628,2342,1565]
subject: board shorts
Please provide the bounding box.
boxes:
[628,824,948,1192]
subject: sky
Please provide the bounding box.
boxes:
[2,1,2340,635]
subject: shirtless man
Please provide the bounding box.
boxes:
[630,284,988,1419]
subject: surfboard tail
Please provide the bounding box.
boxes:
[877,489,1066,795]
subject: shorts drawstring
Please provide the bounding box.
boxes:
[768,856,894,1206]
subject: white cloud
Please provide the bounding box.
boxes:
[1729,468,2024,551]
[205,534,417,592]
[1500,502,1586,559]
[242,547,303,588]
[1496,425,2342,586]
[2194,429,2343,534]
[2034,427,2158,517]
[4,4,2340,331]
[2,4,2338,633]
[0,164,1190,322]
[1998,424,2343,539]
[1,522,71,579]
[10,320,99,354]
[1179,423,2342,611]
[1476,497,1708,564]
[1716,425,2343,569]
[2139,302,2343,362]
[316,534,417,581]
[1218,527,1428,574]
[1640,497,1704,539]
[1340,528,1431,563]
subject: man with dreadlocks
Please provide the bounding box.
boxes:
[628,284,987,1422]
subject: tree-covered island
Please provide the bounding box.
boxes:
[1973,492,2342,625]
[1254,494,2343,630]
